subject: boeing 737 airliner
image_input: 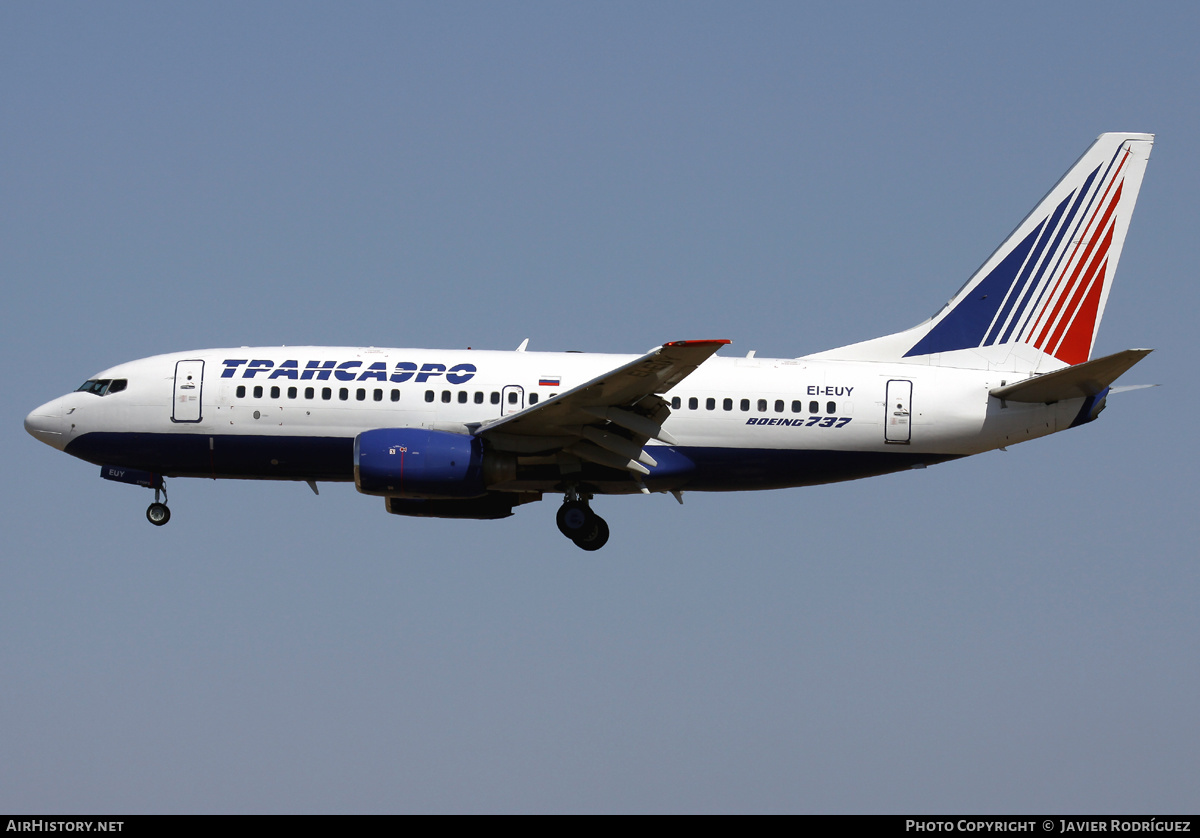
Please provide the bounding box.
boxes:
[25,133,1155,550]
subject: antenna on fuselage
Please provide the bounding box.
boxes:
[516,338,529,352]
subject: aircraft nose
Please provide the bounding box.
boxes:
[25,397,69,450]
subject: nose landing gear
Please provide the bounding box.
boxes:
[99,465,173,526]
[556,491,610,551]
[146,484,171,527]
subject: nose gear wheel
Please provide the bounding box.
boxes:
[146,502,171,526]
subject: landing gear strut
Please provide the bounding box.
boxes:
[146,484,171,527]
[556,491,609,551]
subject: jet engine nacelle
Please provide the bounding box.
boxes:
[353,428,515,499]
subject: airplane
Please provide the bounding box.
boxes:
[25,132,1154,550]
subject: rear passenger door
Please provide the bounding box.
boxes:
[884,379,912,444]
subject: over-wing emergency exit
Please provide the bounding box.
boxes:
[25,133,1155,550]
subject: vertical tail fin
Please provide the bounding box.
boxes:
[813,133,1153,371]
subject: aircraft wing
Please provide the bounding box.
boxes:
[474,339,729,475]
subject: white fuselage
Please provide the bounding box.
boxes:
[26,346,1086,495]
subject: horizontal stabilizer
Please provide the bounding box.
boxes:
[990,349,1152,403]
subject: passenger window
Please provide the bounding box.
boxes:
[425,390,435,403]
[322,387,332,400]
[529,393,539,405]
[474,392,484,404]
[775,400,784,413]
[827,401,836,414]
[270,386,280,399]
[688,397,698,410]
[253,385,264,399]
[757,399,767,412]
[391,389,400,402]
[339,388,349,401]
[305,387,314,399]
[236,385,246,399]
[442,391,452,403]
[723,398,732,411]
[740,399,750,411]
[491,392,500,405]
[671,396,681,409]
[791,400,802,413]
[706,397,716,410]
[356,388,366,401]
[458,391,468,404]
[809,400,819,413]
[288,387,297,399]
[374,389,383,402]
[507,392,518,404]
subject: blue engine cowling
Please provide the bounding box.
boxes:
[354,428,513,499]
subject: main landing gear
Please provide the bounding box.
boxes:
[145,485,171,527]
[556,491,609,551]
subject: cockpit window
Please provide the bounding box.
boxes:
[76,378,127,396]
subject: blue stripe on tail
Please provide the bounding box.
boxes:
[903,224,1041,357]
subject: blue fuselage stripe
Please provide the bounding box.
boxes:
[65,432,960,492]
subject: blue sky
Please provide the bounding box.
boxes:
[3,2,1198,813]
